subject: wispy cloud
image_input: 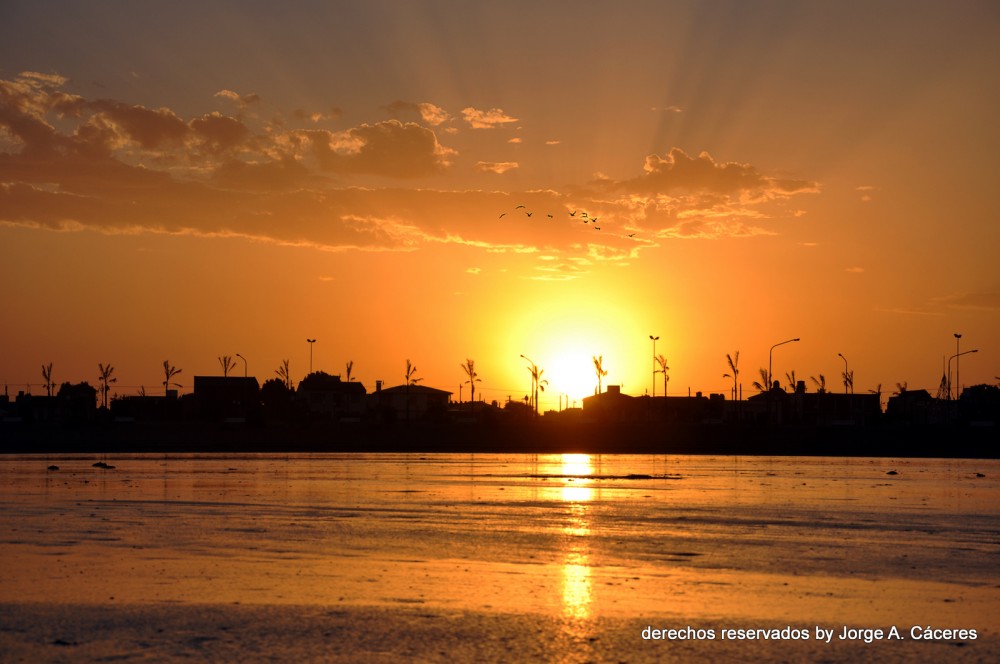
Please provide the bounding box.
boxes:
[292,107,343,123]
[856,184,877,202]
[461,106,518,129]
[215,89,261,108]
[932,291,1000,311]
[383,100,451,126]
[474,161,518,174]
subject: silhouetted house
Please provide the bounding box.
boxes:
[747,383,880,427]
[583,387,722,424]
[582,385,641,422]
[11,394,58,423]
[958,384,1000,427]
[297,372,367,420]
[2,384,98,425]
[370,384,451,422]
[885,389,940,425]
[111,394,179,422]
[192,376,260,421]
[448,399,503,424]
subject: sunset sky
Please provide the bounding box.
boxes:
[2,1,998,409]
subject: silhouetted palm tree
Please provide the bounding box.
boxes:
[345,360,354,382]
[869,383,882,408]
[98,363,116,409]
[811,374,827,394]
[162,360,181,397]
[785,370,797,393]
[526,363,548,415]
[841,369,854,395]
[723,352,739,401]
[218,355,236,377]
[405,359,422,422]
[593,355,607,395]
[405,359,421,386]
[655,354,669,397]
[41,363,54,397]
[461,359,481,406]
[276,359,292,390]
[752,368,771,393]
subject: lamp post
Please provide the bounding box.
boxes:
[307,338,316,374]
[649,335,659,397]
[769,338,800,392]
[520,354,536,414]
[953,333,961,400]
[948,348,977,401]
[236,353,247,378]
[837,352,849,394]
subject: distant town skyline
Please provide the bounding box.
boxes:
[1,1,998,410]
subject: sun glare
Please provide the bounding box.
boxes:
[545,348,601,405]
[506,288,647,410]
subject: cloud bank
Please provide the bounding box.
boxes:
[0,73,819,277]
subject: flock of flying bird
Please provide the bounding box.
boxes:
[498,205,638,238]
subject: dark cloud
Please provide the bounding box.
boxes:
[297,120,453,178]
[615,148,819,198]
[88,100,189,149]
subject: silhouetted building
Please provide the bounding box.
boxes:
[297,372,366,421]
[370,384,451,422]
[885,389,940,425]
[958,384,1000,427]
[192,376,261,421]
[583,386,723,424]
[582,385,640,421]
[111,394,179,421]
[747,386,880,427]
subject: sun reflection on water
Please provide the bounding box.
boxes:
[561,550,592,621]
[559,454,594,626]
[560,453,595,504]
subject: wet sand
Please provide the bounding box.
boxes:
[1,453,998,662]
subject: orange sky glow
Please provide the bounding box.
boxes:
[1,1,998,410]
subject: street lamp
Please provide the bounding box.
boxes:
[769,338,800,391]
[649,335,659,397]
[307,338,316,374]
[837,352,849,394]
[948,348,977,400]
[236,353,247,378]
[953,333,962,400]
[520,354,536,414]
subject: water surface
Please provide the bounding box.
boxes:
[1,453,997,661]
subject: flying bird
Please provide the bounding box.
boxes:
[569,211,577,217]
[627,233,637,238]
[546,214,553,218]
[499,213,506,219]
[594,226,601,230]
[526,212,533,217]
[515,205,526,209]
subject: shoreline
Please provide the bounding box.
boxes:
[1,419,996,457]
[1,602,994,664]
